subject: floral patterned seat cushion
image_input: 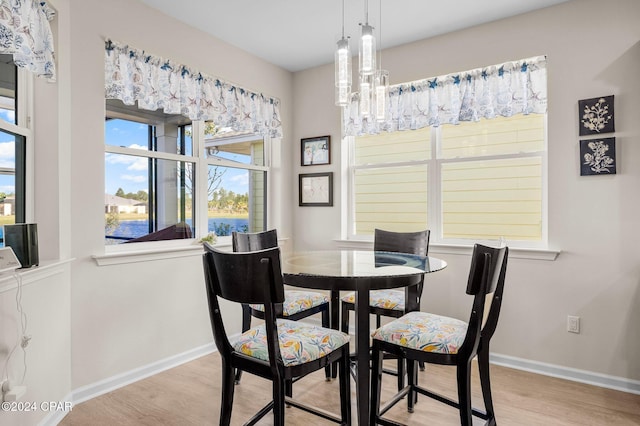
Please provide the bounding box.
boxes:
[249,290,329,316]
[341,289,405,311]
[231,319,350,366]
[371,311,468,354]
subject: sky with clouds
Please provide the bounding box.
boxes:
[105,119,248,197]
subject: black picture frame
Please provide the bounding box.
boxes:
[301,135,331,166]
[580,137,616,176]
[579,95,615,136]
[299,172,333,206]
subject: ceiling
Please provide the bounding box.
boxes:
[139,0,570,72]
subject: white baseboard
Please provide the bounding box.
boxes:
[39,342,217,426]
[490,352,640,395]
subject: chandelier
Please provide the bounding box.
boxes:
[335,0,389,122]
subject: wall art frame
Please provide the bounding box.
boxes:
[580,137,616,176]
[579,95,615,136]
[299,172,333,206]
[301,135,331,166]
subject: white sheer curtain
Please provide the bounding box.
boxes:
[0,0,56,80]
[104,40,282,138]
[344,55,547,136]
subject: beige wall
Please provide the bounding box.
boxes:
[64,0,294,390]
[1,1,639,425]
[293,0,640,381]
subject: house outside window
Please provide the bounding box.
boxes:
[0,54,29,246]
[104,101,268,244]
[349,113,546,248]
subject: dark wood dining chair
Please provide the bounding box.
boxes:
[369,243,508,426]
[232,229,331,382]
[202,244,352,426]
[341,228,430,388]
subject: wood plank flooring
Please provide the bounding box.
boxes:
[60,352,640,425]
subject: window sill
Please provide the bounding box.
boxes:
[334,239,560,261]
[0,258,74,294]
[94,235,289,267]
[94,241,222,266]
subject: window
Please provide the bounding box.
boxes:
[349,113,546,247]
[204,130,267,236]
[105,101,268,244]
[0,54,29,246]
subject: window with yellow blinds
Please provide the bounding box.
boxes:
[351,113,546,246]
[353,127,430,235]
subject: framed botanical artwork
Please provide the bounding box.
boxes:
[299,172,333,206]
[301,135,330,166]
[580,137,616,176]
[579,95,615,136]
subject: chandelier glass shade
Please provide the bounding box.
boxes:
[358,23,376,76]
[335,36,352,106]
[374,69,389,121]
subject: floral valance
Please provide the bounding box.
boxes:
[0,0,56,80]
[104,40,282,138]
[344,55,547,136]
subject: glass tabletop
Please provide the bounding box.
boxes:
[282,250,447,279]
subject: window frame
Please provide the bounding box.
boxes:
[346,114,549,250]
[0,63,34,231]
[103,109,270,250]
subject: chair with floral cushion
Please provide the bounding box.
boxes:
[202,243,351,426]
[369,243,508,426]
[232,229,331,383]
[341,228,430,389]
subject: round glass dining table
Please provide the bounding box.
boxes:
[281,250,447,425]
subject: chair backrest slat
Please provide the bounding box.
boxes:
[232,229,278,252]
[374,228,430,256]
[203,243,285,305]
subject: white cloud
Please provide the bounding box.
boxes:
[128,143,148,150]
[105,153,148,171]
[0,141,15,168]
[230,173,248,187]
[1,111,15,122]
[127,157,148,171]
[121,174,147,183]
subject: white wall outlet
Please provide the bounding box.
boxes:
[567,315,580,333]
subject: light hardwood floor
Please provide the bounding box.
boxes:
[60,352,640,425]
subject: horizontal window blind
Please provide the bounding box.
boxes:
[355,127,430,166]
[440,114,545,158]
[441,157,542,240]
[354,165,428,235]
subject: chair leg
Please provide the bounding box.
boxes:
[376,314,381,329]
[285,379,292,399]
[220,361,236,426]
[339,346,352,425]
[369,343,384,426]
[273,378,286,426]
[397,358,405,391]
[235,305,253,384]
[478,347,496,424]
[457,361,473,426]
[407,359,416,413]
[341,303,350,334]
[322,307,332,380]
